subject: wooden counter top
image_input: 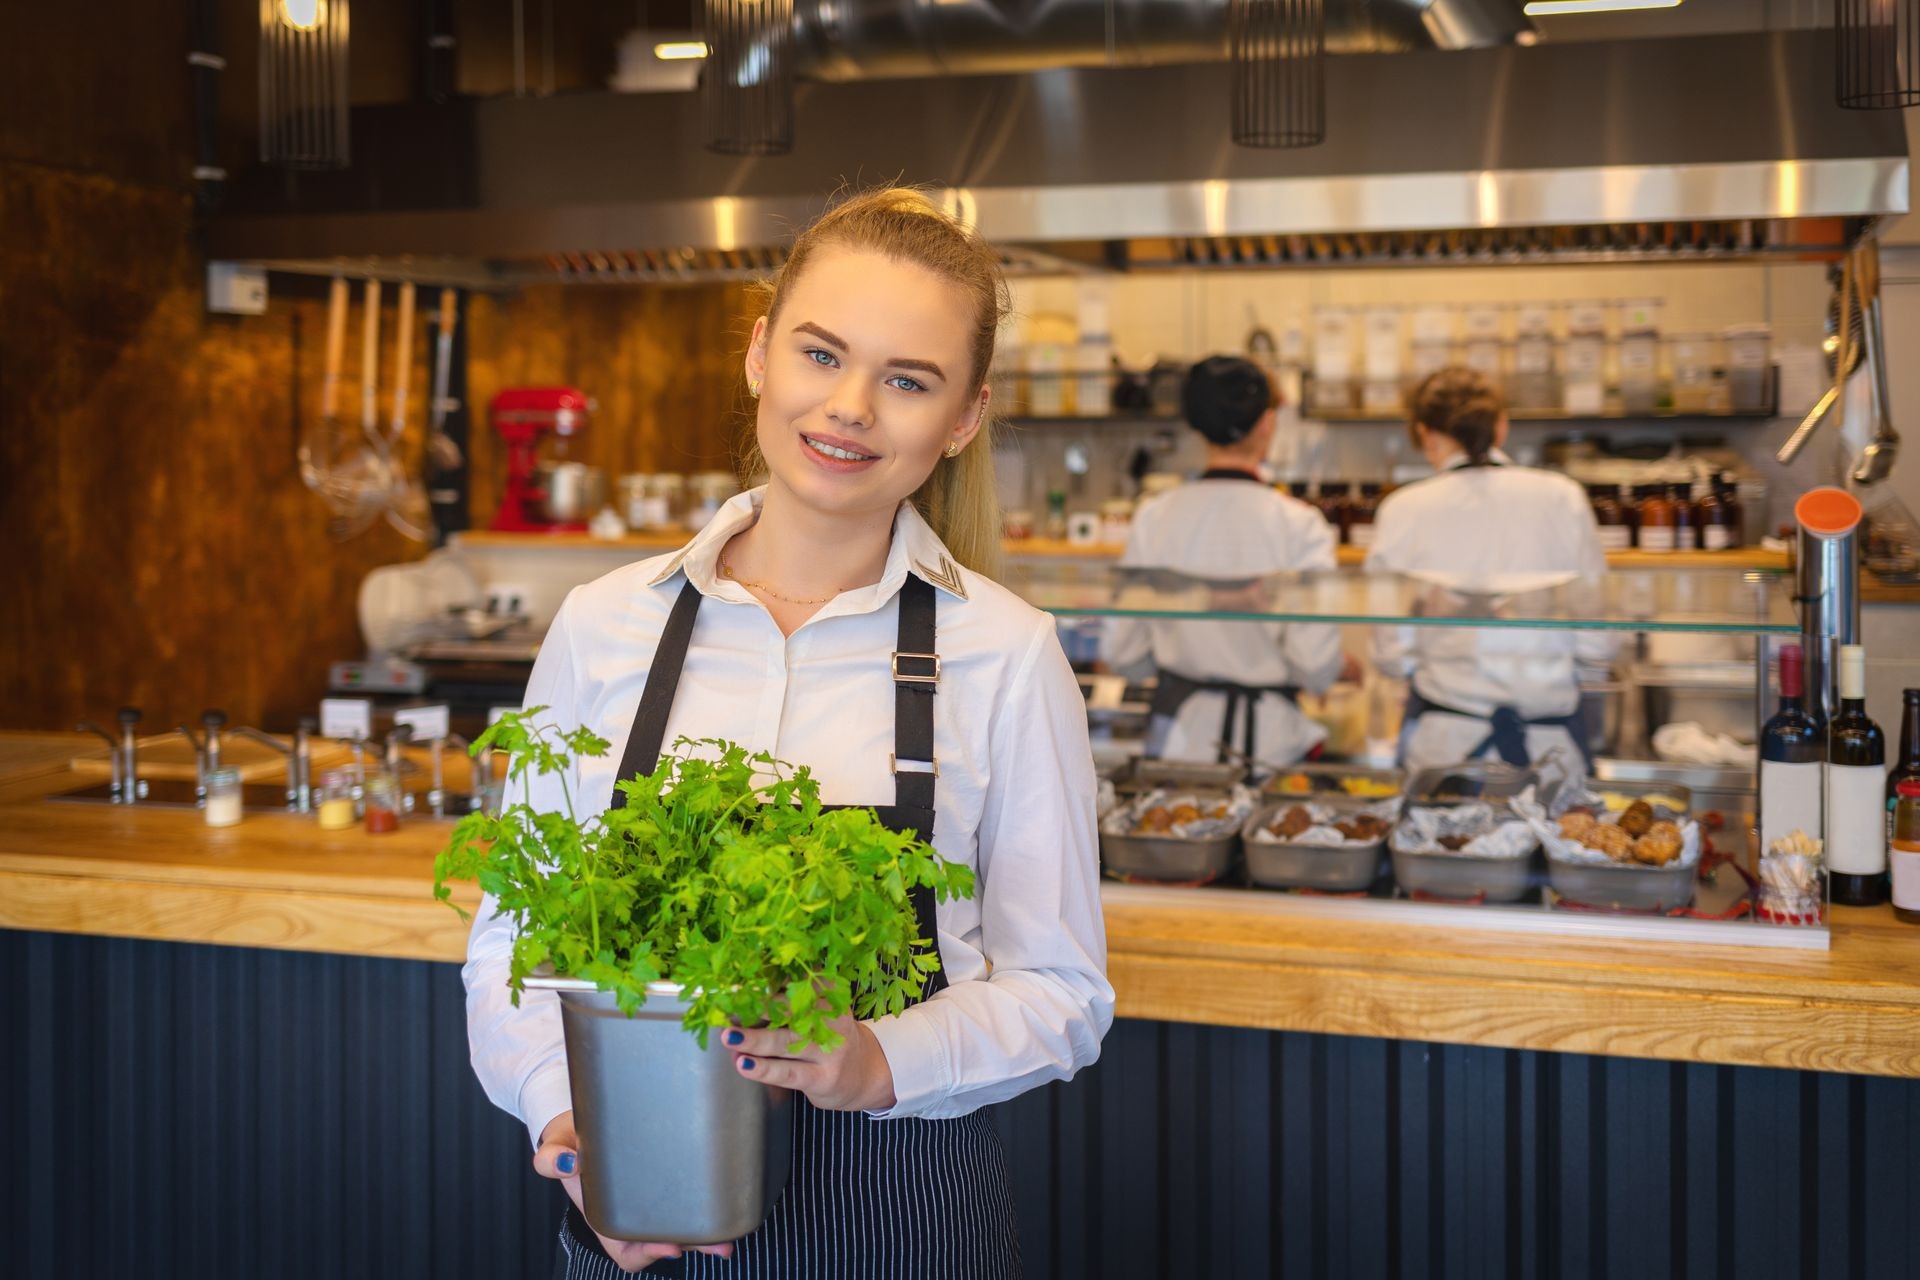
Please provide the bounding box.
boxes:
[4,753,1919,1080]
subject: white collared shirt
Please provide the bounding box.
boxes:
[463,488,1114,1145]
[1102,477,1344,764]
[1364,453,1617,762]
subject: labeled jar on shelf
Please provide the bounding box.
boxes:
[1618,333,1661,415]
[317,768,358,830]
[1669,482,1700,551]
[1589,484,1633,551]
[1697,475,1742,550]
[685,472,738,529]
[1099,498,1134,546]
[1315,482,1352,542]
[204,766,243,829]
[364,771,403,834]
[1635,484,1678,551]
[1668,335,1720,414]
[1347,484,1384,548]
[1724,323,1772,412]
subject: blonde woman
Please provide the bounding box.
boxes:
[462,189,1114,1278]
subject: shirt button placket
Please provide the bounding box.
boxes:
[760,627,791,757]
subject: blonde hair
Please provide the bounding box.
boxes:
[740,187,1008,579]
[1408,366,1504,464]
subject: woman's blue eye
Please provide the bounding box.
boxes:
[803,347,838,368]
[888,376,927,394]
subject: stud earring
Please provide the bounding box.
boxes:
[944,441,961,458]
[748,380,761,397]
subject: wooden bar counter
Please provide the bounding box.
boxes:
[6,740,1919,1081]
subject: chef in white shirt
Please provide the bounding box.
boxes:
[463,188,1112,1278]
[1104,355,1346,766]
[1366,366,1615,773]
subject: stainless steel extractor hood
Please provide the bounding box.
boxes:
[209,29,1909,285]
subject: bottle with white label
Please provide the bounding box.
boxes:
[1826,644,1889,906]
[1760,643,1824,857]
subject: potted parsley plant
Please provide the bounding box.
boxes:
[433,710,974,1244]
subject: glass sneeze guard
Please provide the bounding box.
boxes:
[1003,562,1797,634]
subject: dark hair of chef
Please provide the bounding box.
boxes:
[1181,355,1275,445]
[1408,367,1505,465]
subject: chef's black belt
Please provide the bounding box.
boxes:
[1150,669,1301,766]
[1403,685,1591,770]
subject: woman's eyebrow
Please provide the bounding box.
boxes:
[791,320,947,381]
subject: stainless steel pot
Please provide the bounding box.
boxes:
[525,976,793,1244]
[536,462,608,523]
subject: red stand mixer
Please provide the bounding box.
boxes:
[488,387,597,532]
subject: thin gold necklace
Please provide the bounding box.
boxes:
[719,557,844,605]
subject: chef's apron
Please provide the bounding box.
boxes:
[1145,467,1305,765]
[1396,454,1592,771]
[554,574,1021,1280]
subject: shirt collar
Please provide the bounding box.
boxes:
[1439,447,1514,472]
[645,485,970,604]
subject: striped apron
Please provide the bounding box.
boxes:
[555,575,1021,1279]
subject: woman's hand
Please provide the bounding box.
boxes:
[535,1112,736,1274]
[726,1015,898,1112]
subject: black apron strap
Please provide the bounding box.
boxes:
[610,579,704,808]
[892,575,938,816]
[891,575,947,996]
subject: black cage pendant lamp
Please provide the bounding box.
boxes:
[1229,0,1326,148]
[259,0,351,168]
[1838,0,1920,108]
[703,0,796,156]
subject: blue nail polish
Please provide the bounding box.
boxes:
[556,1152,576,1175]
[740,1057,756,1071]
[725,1030,744,1046]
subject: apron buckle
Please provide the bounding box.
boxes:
[890,752,938,776]
[891,651,941,685]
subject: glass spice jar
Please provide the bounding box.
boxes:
[363,771,403,834]
[316,768,358,830]
[204,766,243,828]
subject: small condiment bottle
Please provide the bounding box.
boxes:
[1697,472,1741,550]
[1347,483,1384,549]
[1588,485,1632,552]
[1669,482,1700,551]
[317,767,358,830]
[203,766,243,828]
[1315,482,1352,543]
[1635,484,1677,552]
[363,771,403,835]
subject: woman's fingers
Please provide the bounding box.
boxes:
[733,1049,815,1091]
[722,1025,817,1061]
[531,1141,577,1181]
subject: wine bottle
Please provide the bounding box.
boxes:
[1760,643,1824,857]
[1889,688,1920,873]
[1827,644,1889,907]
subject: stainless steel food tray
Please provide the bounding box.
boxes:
[1262,762,1405,799]
[1241,803,1385,892]
[1112,758,1247,795]
[1388,823,1540,902]
[1100,828,1240,882]
[1546,857,1696,912]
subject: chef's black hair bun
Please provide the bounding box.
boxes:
[1181,356,1274,446]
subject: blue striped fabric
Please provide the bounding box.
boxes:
[558,1098,1020,1278]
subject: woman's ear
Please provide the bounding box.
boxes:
[950,384,991,452]
[1493,414,1511,449]
[743,316,770,387]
